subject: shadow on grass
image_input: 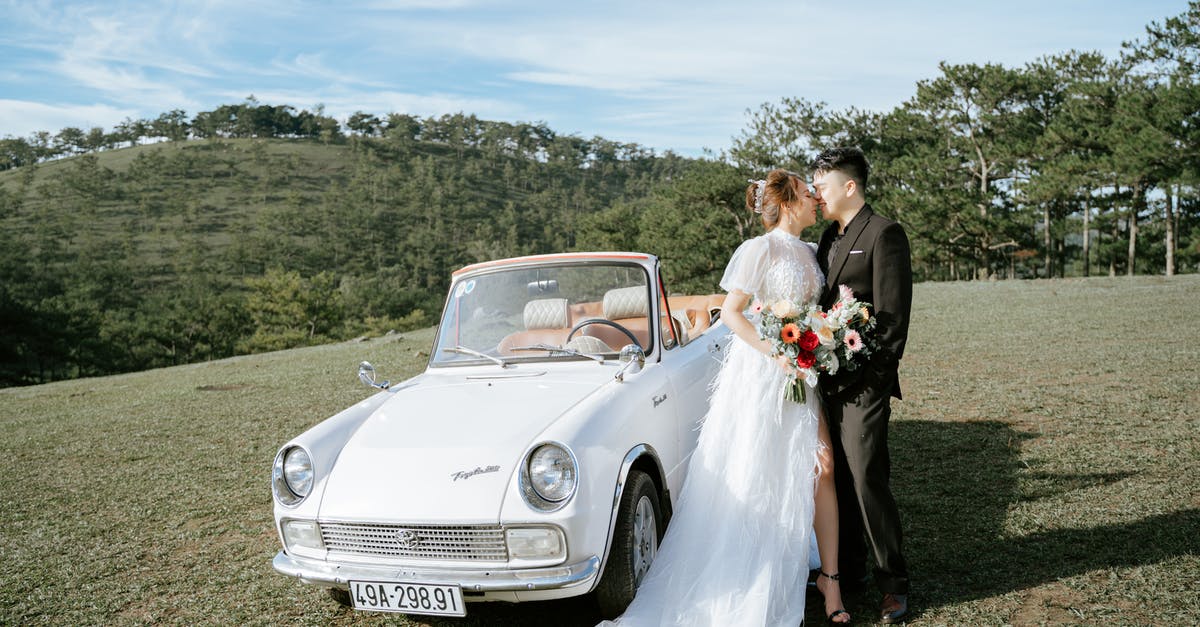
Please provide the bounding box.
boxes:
[365,419,1196,626]
[892,419,1200,614]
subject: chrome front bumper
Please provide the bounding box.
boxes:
[272,551,601,593]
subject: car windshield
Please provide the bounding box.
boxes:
[431,262,653,367]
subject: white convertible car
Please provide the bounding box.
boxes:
[271,252,730,618]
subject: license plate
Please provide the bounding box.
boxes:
[349,580,466,616]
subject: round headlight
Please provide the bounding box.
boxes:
[528,443,577,503]
[272,446,313,506]
[284,447,314,496]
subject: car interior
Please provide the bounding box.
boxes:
[496,287,725,355]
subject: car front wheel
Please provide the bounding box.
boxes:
[594,470,663,619]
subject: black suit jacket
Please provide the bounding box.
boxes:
[816,204,912,400]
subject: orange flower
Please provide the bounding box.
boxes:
[780,323,801,344]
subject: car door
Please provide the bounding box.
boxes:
[655,286,729,492]
[666,326,727,470]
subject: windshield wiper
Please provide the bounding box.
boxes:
[442,346,509,368]
[509,343,607,363]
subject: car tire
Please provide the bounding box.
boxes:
[594,470,664,619]
[327,587,352,607]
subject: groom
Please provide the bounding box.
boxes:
[812,147,912,624]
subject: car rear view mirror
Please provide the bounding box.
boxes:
[357,361,390,389]
[527,279,559,296]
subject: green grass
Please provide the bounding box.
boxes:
[3,277,1198,626]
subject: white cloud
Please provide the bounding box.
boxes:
[267,53,391,89]
[359,0,485,9]
[504,71,667,92]
[4,3,220,112]
[434,11,770,94]
[0,0,1186,155]
[0,100,138,137]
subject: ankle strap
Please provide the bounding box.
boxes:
[818,570,841,581]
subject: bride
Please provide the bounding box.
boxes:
[600,170,850,626]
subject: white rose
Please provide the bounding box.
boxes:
[770,300,798,319]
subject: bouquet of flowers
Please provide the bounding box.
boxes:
[755,284,878,403]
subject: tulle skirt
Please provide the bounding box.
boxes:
[600,338,822,626]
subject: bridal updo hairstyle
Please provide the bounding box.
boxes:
[745,169,804,230]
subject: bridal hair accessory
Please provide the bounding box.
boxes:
[748,179,766,213]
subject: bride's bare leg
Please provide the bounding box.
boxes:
[814,408,850,623]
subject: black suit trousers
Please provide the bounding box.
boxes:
[824,368,910,595]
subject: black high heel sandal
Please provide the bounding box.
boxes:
[817,571,852,625]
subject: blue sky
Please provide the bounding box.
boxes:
[0,0,1190,156]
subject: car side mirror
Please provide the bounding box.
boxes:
[614,345,645,382]
[357,361,390,389]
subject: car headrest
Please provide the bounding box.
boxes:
[670,309,693,332]
[603,286,649,320]
[564,334,613,354]
[666,313,688,347]
[524,298,570,330]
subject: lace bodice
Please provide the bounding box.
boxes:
[720,229,824,307]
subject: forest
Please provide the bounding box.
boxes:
[0,3,1196,387]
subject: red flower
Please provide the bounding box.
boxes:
[796,350,816,369]
[780,323,801,344]
[799,330,819,352]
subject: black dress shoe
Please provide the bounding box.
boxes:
[880,593,908,624]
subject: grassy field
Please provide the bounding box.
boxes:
[3,276,1198,626]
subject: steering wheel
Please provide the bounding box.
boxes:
[566,319,641,350]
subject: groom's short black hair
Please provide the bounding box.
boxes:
[811,147,869,193]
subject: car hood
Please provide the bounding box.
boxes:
[319,370,603,524]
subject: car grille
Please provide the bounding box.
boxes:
[321,523,508,562]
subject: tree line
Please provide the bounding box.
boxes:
[0,98,659,171]
[721,4,1199,280]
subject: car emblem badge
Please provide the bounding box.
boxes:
[450,465,500,481]
[395,529,420,549]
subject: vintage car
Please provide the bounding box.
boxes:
[271,252,730,618]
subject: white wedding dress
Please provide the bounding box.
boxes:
[601,228,826,626]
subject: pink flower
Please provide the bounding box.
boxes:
[844,330,864,352]
[838,284,855,302]
[751,300,763,314]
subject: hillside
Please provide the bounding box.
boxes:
[0,132,696,386]
[2,276,1197,625]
